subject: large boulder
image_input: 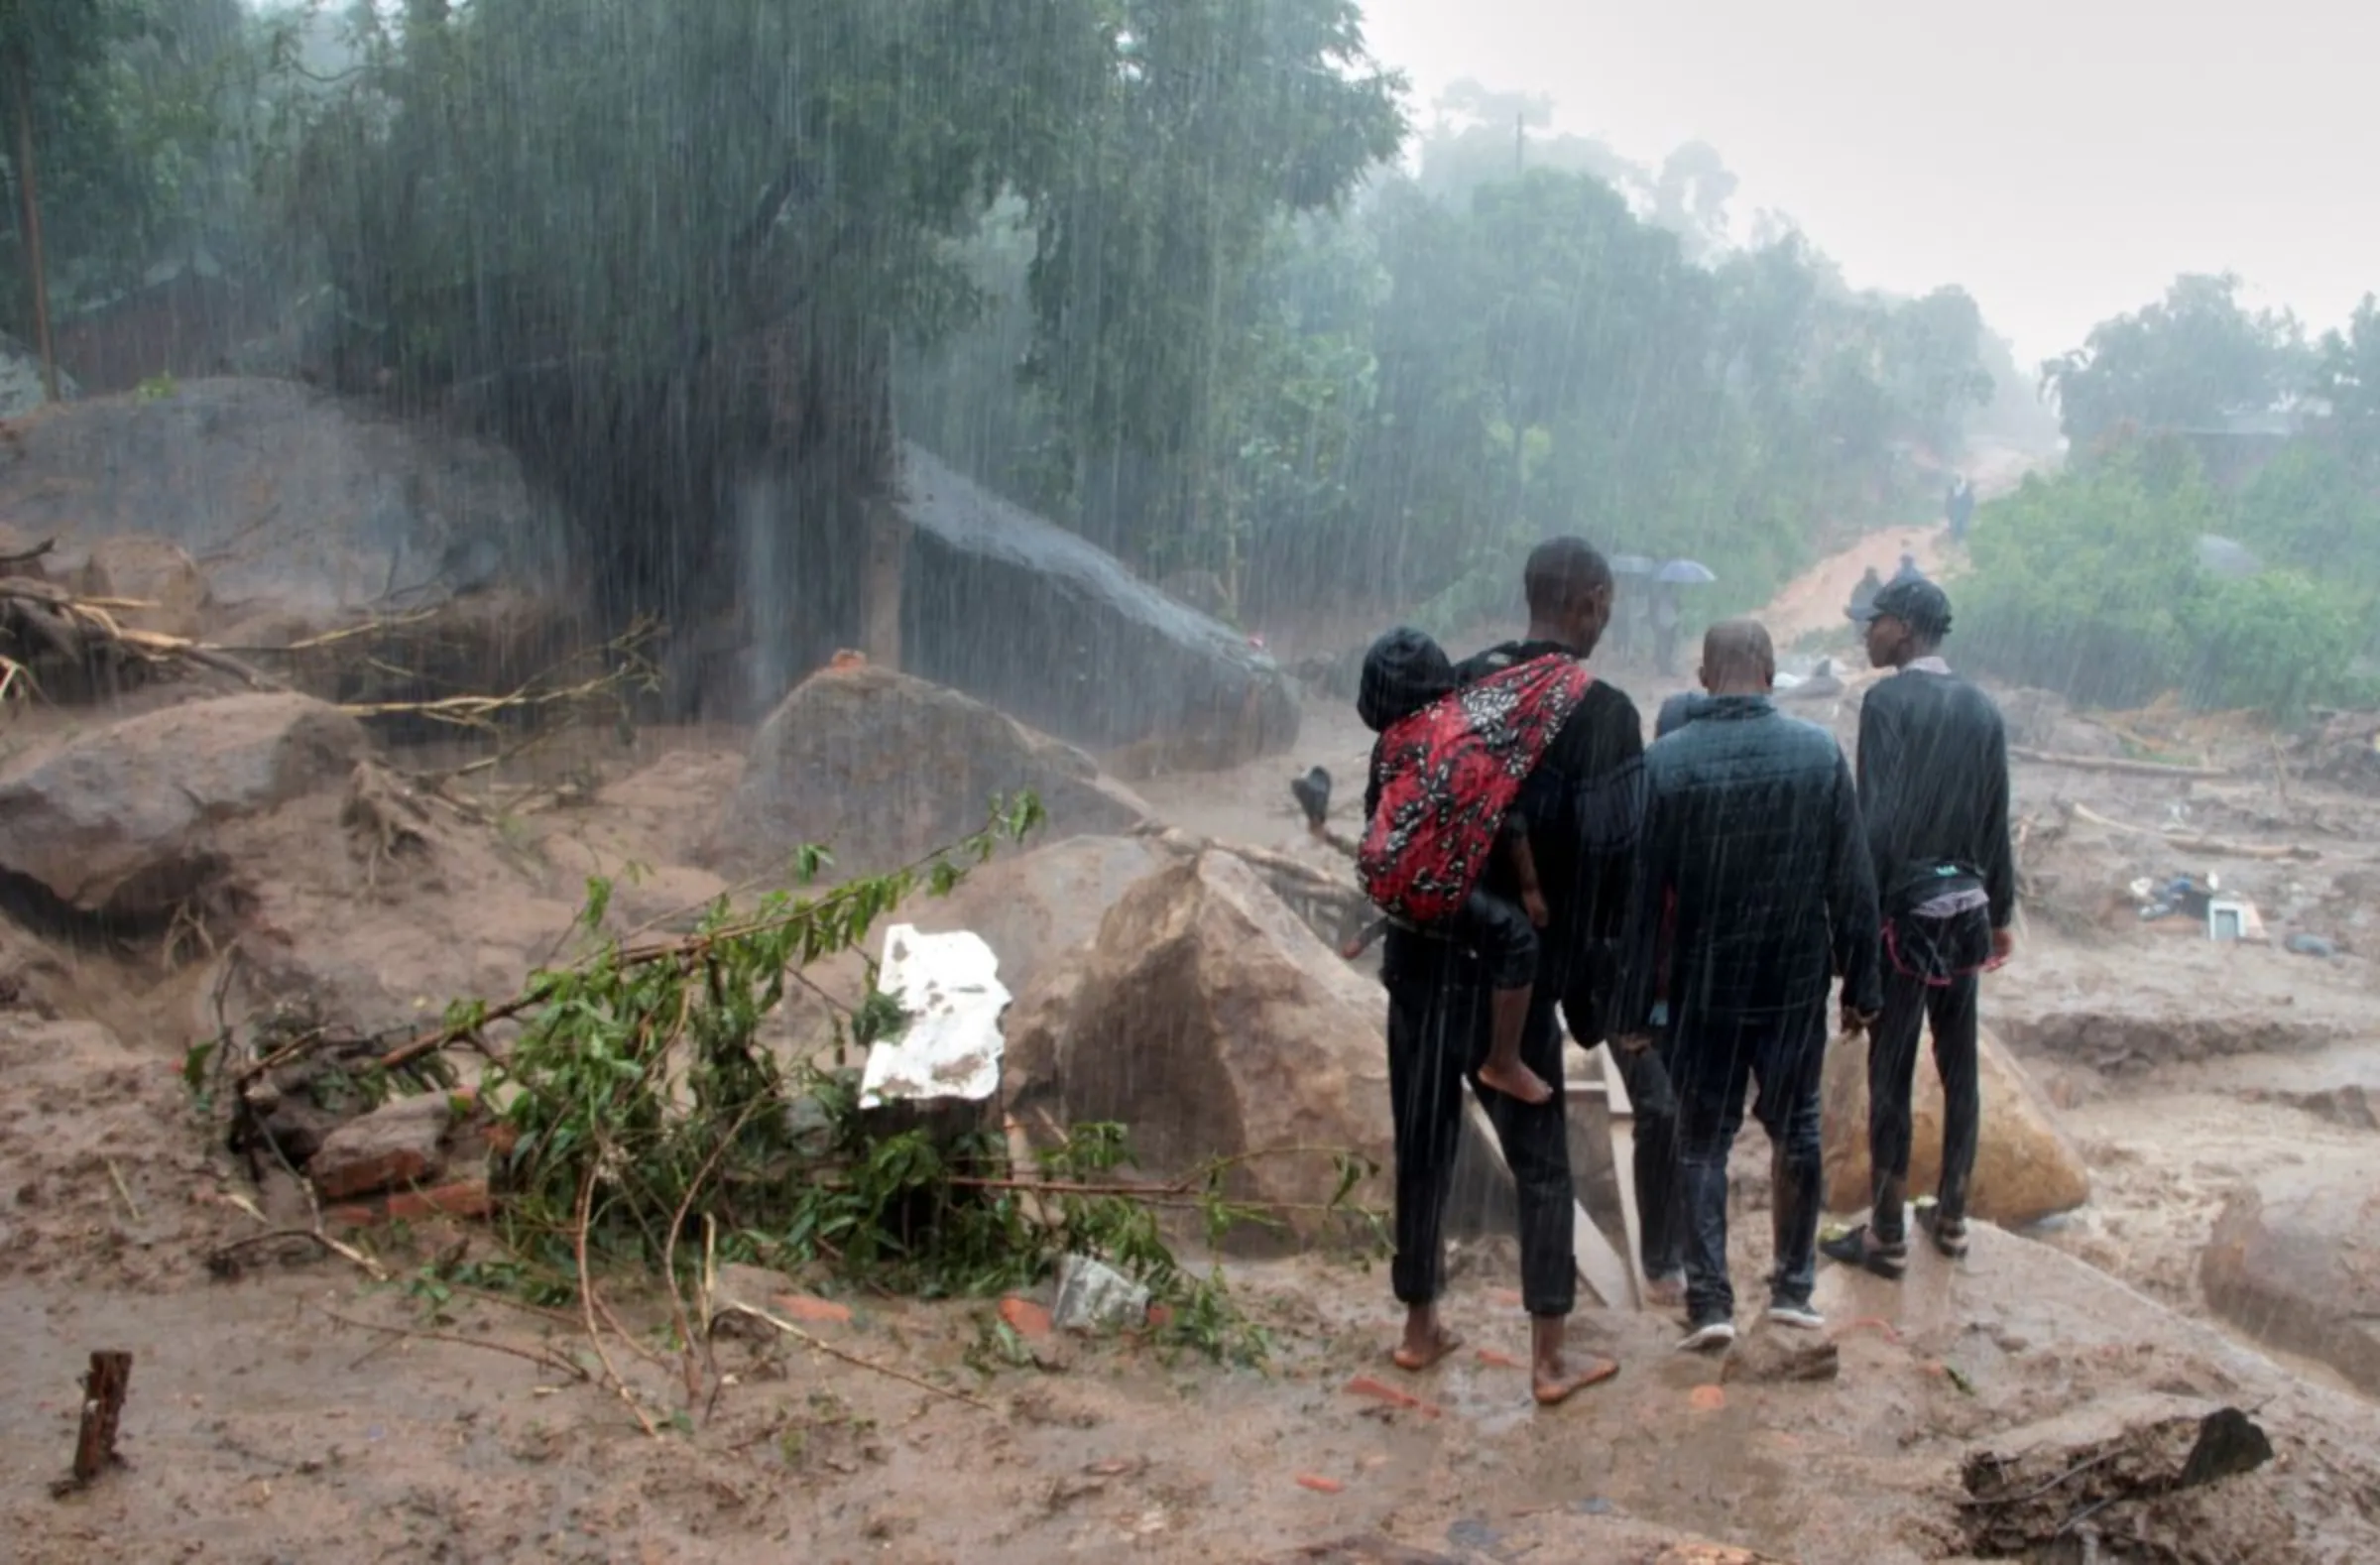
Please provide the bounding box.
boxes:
[897,445,1297,762]
[1005,852,1389,1235]
[899,835,1163,1001]
[2202,1175,2380,1395]
[0,692,366,916]
[1822,1023,2090,1225]
[0,377,568,618]
[711,662,1151,881]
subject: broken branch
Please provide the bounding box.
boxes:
[709,1299,992,1411]
[2011,745,2228,779]
[2067,802,2320,862]
[54,1350,132,1496]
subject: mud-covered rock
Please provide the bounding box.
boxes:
[0,378,567,616]
[711,662,1150,881]
[0,691,366,916]
[897,834,1162,1001]
[72,534,210,639]
[1007,852,1388,1239]
[1822,1023,2090,1225]
[2202,1174,2380,1396]
[309,1092,455,1201]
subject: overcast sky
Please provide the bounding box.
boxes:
[1359,0,2380,365]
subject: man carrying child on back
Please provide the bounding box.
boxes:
[1349,538,1645,1406]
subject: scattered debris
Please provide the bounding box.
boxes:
[860,924,1011,1110]
[1052,1254,1150,1333]
[1958,1395,2274,1557]
[1723,1332,1841,1385]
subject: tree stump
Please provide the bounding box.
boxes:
[57,1350,132,1495]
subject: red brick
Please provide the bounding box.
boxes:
[773,1293,853,1326]
[1344,1376,1442,1418]
[999,1296,1052,1339]
[1294,1474,1344,1495]
[383,1179,491,1222]
[1474,1349,1525,1372]
[322,1204,377,1229]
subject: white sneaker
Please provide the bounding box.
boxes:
[1767,1299,1825,1331]
[1679,1316,1736,1352]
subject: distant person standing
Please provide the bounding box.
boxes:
[1945,477,1976,544]
[1617,619,1881,1350]
[1825,578,2015,1278]
[1845,566,1883,627]
[1650,584,1682,677]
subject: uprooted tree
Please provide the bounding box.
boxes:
[201,795,1378,1419]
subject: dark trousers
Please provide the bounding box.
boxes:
[1662,1002,1829,1320]
[1606,1041,1685,1280]
[1867,966,1981,1243]
[1382,930,1575,1317]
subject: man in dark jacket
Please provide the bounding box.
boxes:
[1379,537,1645,1405]
[1826,577,2015,1277]
[1618,620,1881,1349]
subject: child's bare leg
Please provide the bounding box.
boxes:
[1477,984,1552,1105]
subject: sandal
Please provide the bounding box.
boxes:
[1916,1204,1969,1260]
[1820,1225,1907,1280]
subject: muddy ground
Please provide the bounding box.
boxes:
[7,535,2380,1562]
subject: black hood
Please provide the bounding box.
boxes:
[1357,626,1458,732]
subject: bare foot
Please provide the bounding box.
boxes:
[1478,1059,1553,1106]
[1392,1323,1464,1372]
[1532,1354,1618,1406]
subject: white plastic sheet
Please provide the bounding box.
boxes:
[858,923,1011,1110]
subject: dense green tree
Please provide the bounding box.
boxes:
[2040,273,2311,449]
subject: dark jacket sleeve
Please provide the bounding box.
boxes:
[1613,763,1672,1035]
[1828,750,1884,1017]
[1574,700,1646,947]
[1979,704,2017,929]
[1853,683,1897,895]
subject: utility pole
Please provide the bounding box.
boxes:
[6,52,60,404]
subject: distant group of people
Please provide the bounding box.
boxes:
[1312,538,2014,1400]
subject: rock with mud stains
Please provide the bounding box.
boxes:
[2202,1174,2380,1396]
[710,662,1151,882]
[72,534,210,639]
[308,1091,456,1200]
[0,691,366,917]
[1008,852,1387,1242]
[898,834,1162,1001]
[1822,1023,2089,1226]
[1722,1330,1840,1384]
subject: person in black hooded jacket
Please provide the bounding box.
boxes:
[1617,619,1881,1350]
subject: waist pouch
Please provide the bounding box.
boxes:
[1884,864,1993,985]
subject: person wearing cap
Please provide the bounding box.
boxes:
[1824,576,2016,1279]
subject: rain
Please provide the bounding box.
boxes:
[2,1,2379,1559]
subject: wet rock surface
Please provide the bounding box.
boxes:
[0,378,566,615]
[2202,1173,2380,1396]
[0,692,366,917]
[898,445,1298,759]
[1822,1023,2090,1225]
[711,661,1151,881]
[1005,851,1388,1234]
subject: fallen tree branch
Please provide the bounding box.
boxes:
[709,1298,992,1411]
[2068,802,2320,862]
[54,1350,132,1496]
[315,1308,588,1383]
[576,1159,660,1438]
[0,535,56,569]
[2011,745,2228,780]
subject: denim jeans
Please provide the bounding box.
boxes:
[1661,1001,1829,1321]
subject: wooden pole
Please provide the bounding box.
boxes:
[7,54,60,404]
[64,1351,132,1491]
